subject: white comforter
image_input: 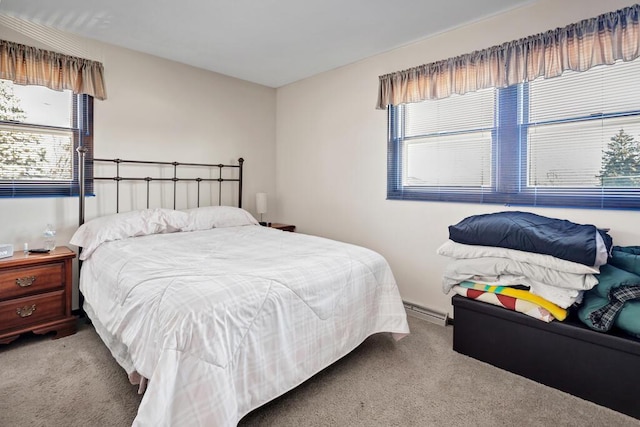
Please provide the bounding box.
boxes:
[437,240,599,308]
[79,225,409,426]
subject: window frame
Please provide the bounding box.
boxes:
[0,92,93,198]
[388,80,640,210]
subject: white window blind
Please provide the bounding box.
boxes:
[0,79,93,197]
[527,59,640,189]
[389,56,640,208]
[402,88,495,188]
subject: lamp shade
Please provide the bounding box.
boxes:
[256,193,267,214]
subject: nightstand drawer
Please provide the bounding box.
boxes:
[0,247,76,344]
[0,263,64,300]
[0,290,65,332]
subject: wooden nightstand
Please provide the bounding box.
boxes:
[269,223,296,232]
[0,246,77,344]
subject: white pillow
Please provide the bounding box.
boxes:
[161,208,191,232]
[71,208,189,260]
[182,206,259,231]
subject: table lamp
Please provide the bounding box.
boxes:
[256,192,267,225]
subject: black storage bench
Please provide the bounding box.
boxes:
[452,294,640,419]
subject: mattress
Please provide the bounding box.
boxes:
[79,225,409,426]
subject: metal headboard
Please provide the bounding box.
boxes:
[77,147,244,226]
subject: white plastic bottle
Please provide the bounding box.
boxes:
[43,223,56,251]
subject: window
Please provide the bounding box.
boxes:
[0,79,93,197]
[388,57,640,209]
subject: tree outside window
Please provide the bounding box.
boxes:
[598,129,640,187]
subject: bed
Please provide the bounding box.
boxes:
[72,157,409,426]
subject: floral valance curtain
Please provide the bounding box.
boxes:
[0,39,107,100]
[377,4,640,109]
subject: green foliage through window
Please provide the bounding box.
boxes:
[0,79,93,198]
[598,129,640,187]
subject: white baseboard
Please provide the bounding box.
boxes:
[403,301,449,326]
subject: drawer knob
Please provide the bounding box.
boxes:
[16,276,36,287]
[16,304,36,318]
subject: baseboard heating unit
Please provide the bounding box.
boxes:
[403,301,449,326]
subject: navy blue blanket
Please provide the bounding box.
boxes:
[449,211,612,266]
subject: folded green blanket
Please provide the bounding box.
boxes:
[578,247,640,337]
[608,246,640,275]
[578,292,640,338]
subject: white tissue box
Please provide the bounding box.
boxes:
[0,244,14,259]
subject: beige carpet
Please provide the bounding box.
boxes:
[1,316,638,427]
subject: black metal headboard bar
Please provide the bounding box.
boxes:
[77,153,244,225]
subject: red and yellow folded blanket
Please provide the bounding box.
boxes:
[454,281,567,322]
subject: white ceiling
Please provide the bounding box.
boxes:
[0,0,532,88]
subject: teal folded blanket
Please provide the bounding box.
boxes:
[577,247,640,338]
[579,292,640,338]
[608,246,640,274]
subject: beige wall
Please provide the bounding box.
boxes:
[2,1,639,317]
[0,18,277,306]
[275,0,640,317]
